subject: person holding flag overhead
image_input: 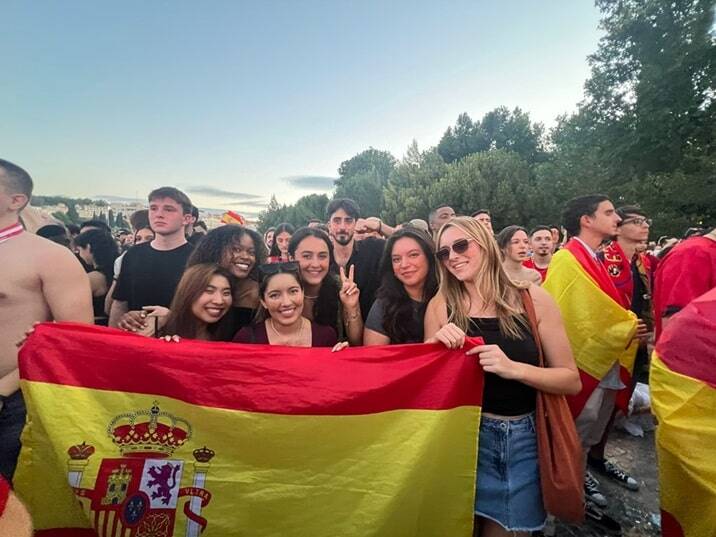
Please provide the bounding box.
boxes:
[543,195,640,532]
[651,286,716,537]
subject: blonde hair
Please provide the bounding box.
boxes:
[435,216,526,339]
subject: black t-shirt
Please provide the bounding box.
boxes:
[113,242,193,310]
[346,237,385,321]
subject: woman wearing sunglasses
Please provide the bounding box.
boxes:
[287,227,363,346]
[160,263,236,341]
[496,225,542,286]
[424,217,580,537]
[233,262,346,349]
[364,228,438,345]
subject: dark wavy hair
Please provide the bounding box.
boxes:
[269,222,295,258]
[288,227,341,331]
[186,225,266,279]
[376,228,438,343]
[74,229,120,285]
[162,263,236,341]
[496,225,528,251]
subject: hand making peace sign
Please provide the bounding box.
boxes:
[339,264,360,310]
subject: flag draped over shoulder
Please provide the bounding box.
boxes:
[15,323,483,537]
[543,240,638,417]
[650,287,716,537]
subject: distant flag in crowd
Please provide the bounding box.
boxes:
[15,323,484,537]
[651,287,716,537]
[220,210,245,226]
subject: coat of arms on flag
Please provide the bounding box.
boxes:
[66,403,213,537]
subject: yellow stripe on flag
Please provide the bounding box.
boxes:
[16,383,480,537]
[650,353,716,537]
[543,249,638,381]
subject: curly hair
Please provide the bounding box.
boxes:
[186,225,266,280]
[376,228,438,343]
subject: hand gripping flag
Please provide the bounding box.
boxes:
[543,240,638,417]
[651,287,716,537]
[15,323,484,537]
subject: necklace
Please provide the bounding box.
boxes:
[268,318,308,346]
[0,222,23,245]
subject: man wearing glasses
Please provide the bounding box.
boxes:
[589,206,655,496]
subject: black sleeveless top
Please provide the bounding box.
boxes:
[468,317,540,416]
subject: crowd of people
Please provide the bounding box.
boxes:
[1,157,715,535]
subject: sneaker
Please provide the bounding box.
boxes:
[590,457,640,491]
[585,500,622,535]
[585,471,608,507]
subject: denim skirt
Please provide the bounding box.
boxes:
[475,413,546,532]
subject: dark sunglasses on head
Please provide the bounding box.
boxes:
[258,261,300,279]
[436,238,473,262]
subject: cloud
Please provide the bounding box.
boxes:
[93,195,144,203]
[184,186,263,200]
[221,199,268,208]
[283,175,337,191]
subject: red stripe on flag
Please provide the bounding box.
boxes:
[20,323,484,416]
[566,370,600,418]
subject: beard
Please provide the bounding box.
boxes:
[333,232,353,246]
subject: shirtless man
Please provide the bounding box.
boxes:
[0,159,93,481]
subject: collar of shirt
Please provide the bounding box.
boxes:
[574,236,598,260]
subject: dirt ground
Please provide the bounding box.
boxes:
[551,428,661,536]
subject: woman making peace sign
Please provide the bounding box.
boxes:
[287,227,364,346]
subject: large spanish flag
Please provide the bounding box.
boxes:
[651,287,716,537]
[543,240,638,416]
[15,323,483,537]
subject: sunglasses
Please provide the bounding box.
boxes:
[436,238,474,262]
[258,261,300,279]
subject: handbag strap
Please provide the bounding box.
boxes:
[520,288,545,368]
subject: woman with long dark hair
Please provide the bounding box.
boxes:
[267,223,294,263]
[287,227,363,345]
[364,228,438,344]
[233,262,344,349]
[75,229,120,325]
[496,225,542,285]
[161,263,235,341]
[185,225,266,334]
[424,217,580,537]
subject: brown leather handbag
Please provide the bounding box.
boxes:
[521,289,585,523]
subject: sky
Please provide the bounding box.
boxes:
[1,1,603,216]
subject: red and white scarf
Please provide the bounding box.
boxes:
[0,222,23,244]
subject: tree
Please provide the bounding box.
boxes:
[257,194,330,232]
[547,0,716,237]
[437,107,546,164]
[334,148,396,217]
[115,211,129,229]
[382,143,448,224]
[108,209,115,228]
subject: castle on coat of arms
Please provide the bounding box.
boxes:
[67,402,214,537]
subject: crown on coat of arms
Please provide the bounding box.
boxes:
[107,402,192,458]
[68,441,96,460]
[193,446,215,463]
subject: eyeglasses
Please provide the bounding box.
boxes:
[258,261,300,280]
[620,217,652,227]
[436,238,474,262]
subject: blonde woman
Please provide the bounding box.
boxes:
[424,216,580,537]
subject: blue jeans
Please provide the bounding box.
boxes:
[475,413,546,532]
[0,390,26,483]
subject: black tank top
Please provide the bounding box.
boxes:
[468,317,540,416]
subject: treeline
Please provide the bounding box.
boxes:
[259,0,715,239]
